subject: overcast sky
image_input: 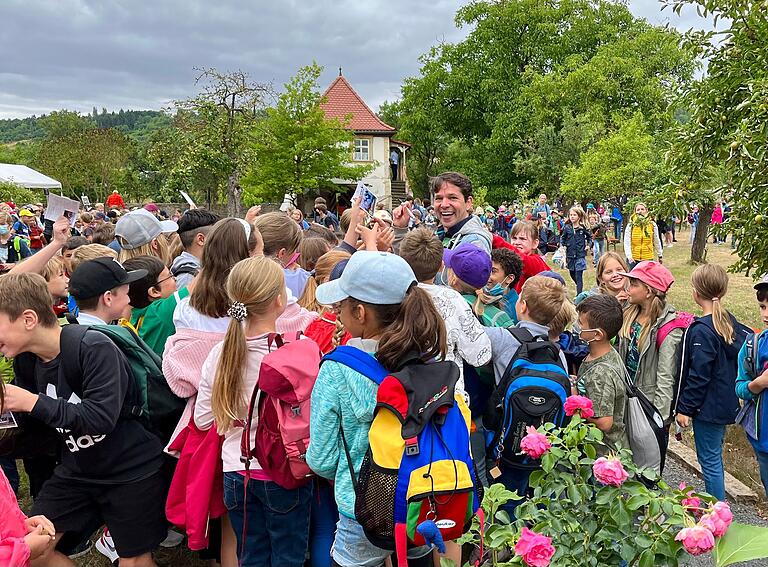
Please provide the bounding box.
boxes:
[0,0,716,120]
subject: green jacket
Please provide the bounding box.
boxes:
[129,287,190,356]
[462,294,515,329]
[617,304,683,423]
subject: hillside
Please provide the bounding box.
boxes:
[0,109,172,144]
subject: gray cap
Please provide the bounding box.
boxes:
[115,209,178,249]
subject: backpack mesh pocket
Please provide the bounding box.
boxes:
[354,450,398,549]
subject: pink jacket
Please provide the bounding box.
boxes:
[0,469,30,567]
[711,206,723,224]
[162,327,226,452]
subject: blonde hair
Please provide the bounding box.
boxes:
[118,236,170,266]
[691,264,734,344]
[42,256,66,282]
[569,206,590,230]
[211,256,285,432]
[70,244,118,272]
[620,281,667,349]
[549,299,576,336]
[519,276,567,326]
[166,232,183,264]
[253,212,303,258]
[298,250,350,313]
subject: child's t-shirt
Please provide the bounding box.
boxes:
[577,348,629,454]
[130,287,190,356]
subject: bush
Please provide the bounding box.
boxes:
[0,181,45,207]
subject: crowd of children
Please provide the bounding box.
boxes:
[0,176,765,567]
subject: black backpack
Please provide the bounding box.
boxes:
[484,328,571,470]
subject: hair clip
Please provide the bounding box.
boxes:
[227,301,248,322]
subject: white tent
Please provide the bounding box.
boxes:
[0,164,62,190]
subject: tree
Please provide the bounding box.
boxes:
[560,114,665,203]
[243,63,372,205]
[390,0,693,199]
[661,0,768,272]
[34,127,134,201]
[151,69,271,215]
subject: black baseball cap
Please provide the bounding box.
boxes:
[69,257,148,300]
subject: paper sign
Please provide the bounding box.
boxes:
[180,191,196,209]
[0,411,18,429]
[81,195,91,207]
[46,194,81,227]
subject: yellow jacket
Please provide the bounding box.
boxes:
[623,215,662,262]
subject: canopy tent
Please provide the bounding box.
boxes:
[0,164,62,190]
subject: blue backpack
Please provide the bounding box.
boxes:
[736,331,768,451]
[322,346,483,563]
[484,328,571,471]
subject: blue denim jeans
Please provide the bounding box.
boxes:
[310,478,339,567]
[593,239,606,265]
[692,419,727,501]
[747,437,768,499]
[331,514,430,567]
[223,472,312,567]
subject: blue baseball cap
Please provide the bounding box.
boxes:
[315,251,417,305]
[538,270,566,286]
[443,243,491,289]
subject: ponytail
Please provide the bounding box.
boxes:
[211,318,248,432]
[375,286,447,371]
[691,264,733,344]
[332,317,345,348]
[298,275,319,312]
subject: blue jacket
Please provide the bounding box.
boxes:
[560,223,591,260]
[676,315,749,424]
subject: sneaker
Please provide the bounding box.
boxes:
[95,529,119,565]
[160,527,185,548]
[67,539,92,560]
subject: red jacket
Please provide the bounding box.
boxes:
[166,419,227,551]
[492,235,549,292]
[105,193,125,209]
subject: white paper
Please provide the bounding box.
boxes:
[0,411,18,429]
[81,195,91,207]
[46,194,81,227]
[180,191,196,208]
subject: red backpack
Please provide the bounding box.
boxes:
[239,333,322,489]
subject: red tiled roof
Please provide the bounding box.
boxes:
[320,75,395,133]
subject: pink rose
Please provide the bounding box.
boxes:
[520,426,551,459]
[514,527,556,567]
[564,395,595,419]
[675,526,715,555]
[678,484,702,514]
[699,502,733,537]
[711,501,733,526]
[592,456,629,487]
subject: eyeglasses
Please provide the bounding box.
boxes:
[154,273,176,287]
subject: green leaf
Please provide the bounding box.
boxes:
[638,549,655,567]
[715,523,768,566]
[626,494,651,510]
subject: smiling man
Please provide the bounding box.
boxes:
[430,172,492,255]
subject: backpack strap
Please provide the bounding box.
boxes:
[171,263,199,278]
[656,312,695,349]
[745,332,759,378]
[507,326,537,344]
[321,345,389,385]
[59,324,88,391]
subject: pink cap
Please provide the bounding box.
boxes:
[143,203,159,213]
[617,261,674,293]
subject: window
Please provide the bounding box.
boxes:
[353,138,370,161]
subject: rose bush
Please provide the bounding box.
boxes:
[453,397,768,567]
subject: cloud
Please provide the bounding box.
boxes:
[0,0,718,119]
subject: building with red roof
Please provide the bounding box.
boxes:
[320,70,410,208]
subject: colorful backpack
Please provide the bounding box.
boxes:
[484,328,571,471]
[656,311,696,349]
[322,346,484,565]
[239,333,322,489]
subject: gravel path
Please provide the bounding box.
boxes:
[663,456,768,566]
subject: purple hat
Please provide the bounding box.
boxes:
[443,243,491,289]
[538,270,566,286]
